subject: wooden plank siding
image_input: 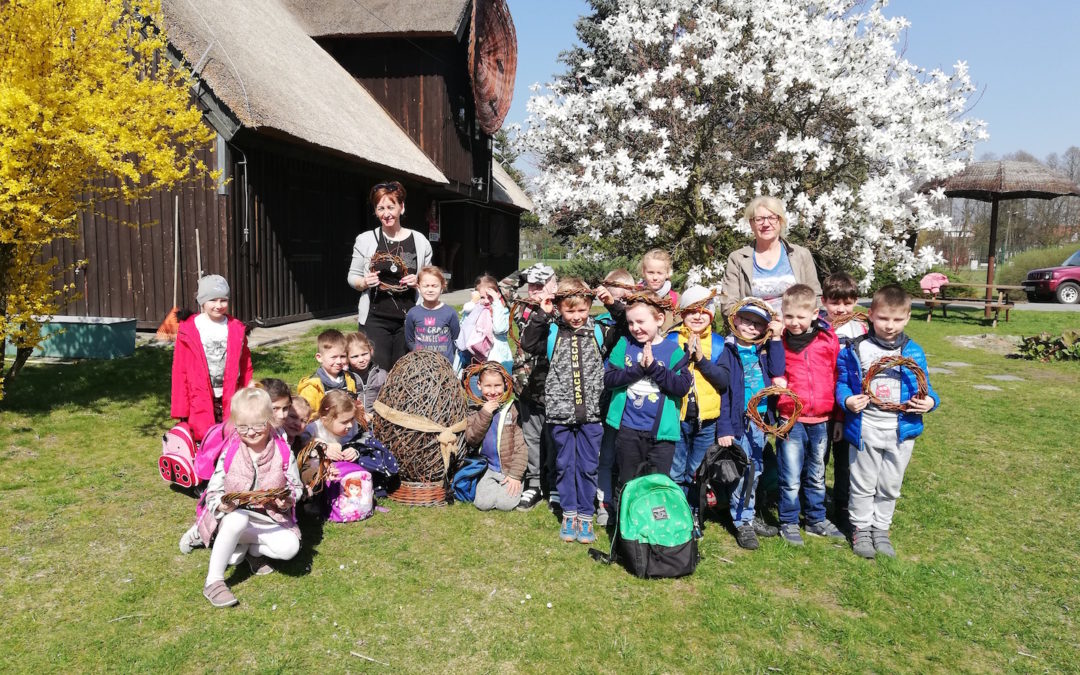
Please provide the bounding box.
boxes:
[320,37,487,194]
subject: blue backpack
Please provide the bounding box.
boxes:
[545,322,604,360]
[450,456,489,503]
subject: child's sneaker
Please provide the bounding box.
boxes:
[178,524,202,554]
[735,522,759,550]
[871,527,896,557]
[596,503,610,528]
[852,527,876,559]
[577,518,596,544]
[805,519,846,540]
[559,516,578,542]
[203,581,238,607]
[780,523,804,546]
[516,488,542,511]
[247,554,275,576]
[753,516,779,537]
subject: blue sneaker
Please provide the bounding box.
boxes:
[577,518,596,544]
[559,516,579,542]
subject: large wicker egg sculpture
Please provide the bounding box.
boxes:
[373,350,469,505]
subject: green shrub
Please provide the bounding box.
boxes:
[557,255,636,284]
[1017,329,1080,362]
[998,245,1078,286]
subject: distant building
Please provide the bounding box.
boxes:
[47,0,529,327]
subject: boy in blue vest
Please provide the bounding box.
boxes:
[836,284,939,559]
[716,299,785,549]
[520,277,618,544]
[665,286,730,534]
[604,292,693,505]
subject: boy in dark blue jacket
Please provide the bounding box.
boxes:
[836,285,939,560]
[716,300,785,550]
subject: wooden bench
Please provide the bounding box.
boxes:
[922,283,1023,327]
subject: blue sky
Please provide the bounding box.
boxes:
[504,0,1080,162]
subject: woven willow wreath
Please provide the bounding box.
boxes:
[462,361,514,405]
[508,298,541,348]
[862,355,928,413]
[553,288,597,305]
[746,385,801,438]
[727,297,778,345]
[831,308,868,329]
[296,439,332,494]
[623,291,674,313]
[222,486,292,508]
[370,251,409,292]
[596,280,638,293]
[679,289,719,315]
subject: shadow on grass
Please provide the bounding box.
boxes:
[1,347,172,425]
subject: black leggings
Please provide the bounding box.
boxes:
[361,314,407,372]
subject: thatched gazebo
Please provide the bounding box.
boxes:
[921,160,1080,317]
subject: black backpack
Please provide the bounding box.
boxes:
[696,443,750,532]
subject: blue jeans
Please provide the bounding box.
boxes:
[778,421,828,525]
[671,419,717,496]
[729,422,766,527]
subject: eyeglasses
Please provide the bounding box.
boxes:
[236,422,269,434]
[372,181,402,192]
[751,215,781,226]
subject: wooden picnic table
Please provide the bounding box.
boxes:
[922,283,1024,327]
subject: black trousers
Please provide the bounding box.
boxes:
[614,427,675,497]
[361,314,407,372]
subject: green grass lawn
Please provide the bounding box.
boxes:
[2,308,1078,672]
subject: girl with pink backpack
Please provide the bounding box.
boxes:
[178,387,303,607]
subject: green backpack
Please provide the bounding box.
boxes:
[590,472,699,578]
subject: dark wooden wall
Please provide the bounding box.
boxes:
[439,202,519,287]
[320,36,489,195]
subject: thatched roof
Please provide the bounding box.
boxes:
[161,0,448,184]
[282,0,471,39]
[921,160,1080,202]
[491,163,532,212]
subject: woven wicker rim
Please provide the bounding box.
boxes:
[862,356,928,412]
[509,298,541,348]
[679,289,718,315]
[296,439,331,494]
[624,291,674,313]
[462,362,514,405]
[746,385,802,438]
[370,251,409,292]
[388,481,447,507]
[728,297,777,345]
[222,486,291,508]
[831,308,868,328]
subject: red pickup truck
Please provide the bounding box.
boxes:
[1023,249,1080,304]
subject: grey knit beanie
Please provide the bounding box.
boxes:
[196,274,230,306]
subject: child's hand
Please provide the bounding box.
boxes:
[767,319,784,338]
[217,497,237,513]
[772,376,787,389]
[906,396,935,414]
[471,290,482,304]
[486,288,502,305]
[845,394,870,413]
[365,411,375,426]
[400,273,418,288]
[642,341,654,368]
[594,285,614,306]
[687,333,702,362]
[832,424,844,442]
[717,435,734,447]
[325,465,341,481]
[482,398,501,414]
[539,297,554,314]
[501,476,523,498]
[363,271,381,289]
[342,446,359,461]
[325,442,345,461]
[273,495,294,511]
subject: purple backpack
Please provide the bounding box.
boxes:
[326,462,374,523]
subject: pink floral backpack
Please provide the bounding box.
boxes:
[159,422,197,488]
[326,462,374,523]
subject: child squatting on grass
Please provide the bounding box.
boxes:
[836,284,939,559]
[463,364,528,511]
[297,329,358,414]
[181,387,304,608]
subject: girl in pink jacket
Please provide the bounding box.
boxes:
[171,275,254,442]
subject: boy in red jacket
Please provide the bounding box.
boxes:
[775,284,844,545]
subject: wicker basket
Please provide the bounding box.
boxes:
[388,481,448,507]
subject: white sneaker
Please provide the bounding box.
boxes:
[178,524,202,554]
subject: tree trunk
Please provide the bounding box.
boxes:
[0,241,13,385]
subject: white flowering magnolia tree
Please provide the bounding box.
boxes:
[518,0,988,287]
